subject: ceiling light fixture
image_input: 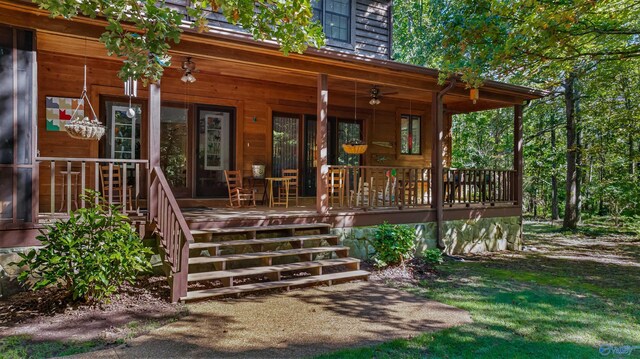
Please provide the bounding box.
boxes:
[181,57,197,83]
[369,86,381,105]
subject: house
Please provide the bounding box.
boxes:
[0,0,546,302]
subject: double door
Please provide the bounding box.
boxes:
[102,100,235,198]
[272,113,363,196]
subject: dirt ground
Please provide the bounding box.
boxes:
[70,280,472,359]
[0,276,186,343]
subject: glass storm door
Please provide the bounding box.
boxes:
[160,106,189,196]
[303,116,317,196]
[105,101,142,161]
[272,113,300,178]
[195,106,235,197]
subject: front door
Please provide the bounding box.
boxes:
[195,106,235,197]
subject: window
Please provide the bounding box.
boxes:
[312,0,351,43]
[400,114,421,155]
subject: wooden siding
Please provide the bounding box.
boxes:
[35,34,444,209]
[165,0,391,60]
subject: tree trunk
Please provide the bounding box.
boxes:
[550,119,559,221]
[563,73,580,230]
[629,134,635,176]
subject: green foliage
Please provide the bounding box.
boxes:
[396,0,640,87]
[15,191,152,302]
[394,1,640,223]
[371,222,416,268]
[0,335,103,359]
[421,249,443,266]
[34,0,325,83]
[450,108,514,169]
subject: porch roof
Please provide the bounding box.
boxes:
[187,24,549,103]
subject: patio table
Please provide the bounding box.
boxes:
[266,177,292,208]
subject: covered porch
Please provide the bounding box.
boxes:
[25,30,532,231]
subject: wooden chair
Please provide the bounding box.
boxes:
[327,168,346,208]
[100,164,133,211]
[224,170,256,208]
[352,176,374,208]
[278,169,299,206]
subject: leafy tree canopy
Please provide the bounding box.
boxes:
[409,0,640,88]
[34,0,325,83]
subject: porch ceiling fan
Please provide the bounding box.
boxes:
[362,85,398,105]
[180,57,199,83]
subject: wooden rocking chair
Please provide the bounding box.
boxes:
[100,164,134,211]
[224,170,256,208]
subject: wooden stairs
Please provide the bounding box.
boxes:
[182,223,369,302]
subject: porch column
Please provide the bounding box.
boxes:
[148,82,161,219]
[316,74,329,214]
[431,80,456,248]
[431,92,444,246]
[513,104,524,206]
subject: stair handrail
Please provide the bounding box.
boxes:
[149,166,193,303]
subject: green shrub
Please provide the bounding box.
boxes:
[15,190,152,302]
[422,248,444,266]
[371,222,416,268]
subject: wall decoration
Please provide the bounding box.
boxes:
[204,113,225,170]
[45,96,83,131]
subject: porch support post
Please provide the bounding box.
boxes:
[431,80,456,249]
[431,92,444,247]
[148,82,161,220]
[513,104,524,206]
[316,74,329,214]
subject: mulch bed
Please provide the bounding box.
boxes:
[0,276,187,342]
[364,257,440,284]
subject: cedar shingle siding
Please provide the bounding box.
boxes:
[165,0,391,59]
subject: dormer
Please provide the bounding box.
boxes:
[174,0,392,60]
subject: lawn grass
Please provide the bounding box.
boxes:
[318,221,640,358]
[0,335,111,359]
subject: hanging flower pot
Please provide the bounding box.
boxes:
[65,64,105,141]
[342,140,368,155]
[65,116,105,140]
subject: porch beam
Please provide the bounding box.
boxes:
[513,104,524,206]
[148,82,161,219]
[316,74,329,214]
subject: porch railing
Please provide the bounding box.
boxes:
[327,165,432,210]
[150,166,192,303]
[36,157,149,216]
[444,168,516,206]
[325,165,516,210]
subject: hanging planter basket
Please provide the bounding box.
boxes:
[64,64,105,141]
[65,117,106,140]
[342,140,368,155]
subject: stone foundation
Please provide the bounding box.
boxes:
[332,216,522,259]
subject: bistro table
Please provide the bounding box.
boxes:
[265,177,291,208]
[244,176,268,205]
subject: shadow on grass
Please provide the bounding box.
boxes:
[318,221,640,358]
